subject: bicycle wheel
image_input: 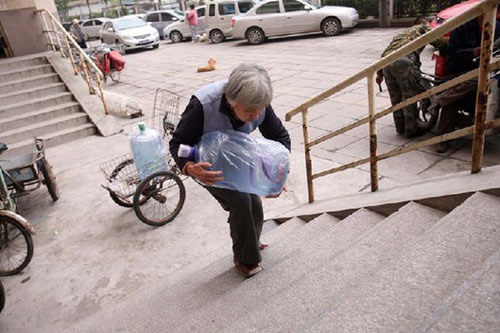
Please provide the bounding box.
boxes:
[416,80,439,131]
[40,158,59,202]
[110,70,121,83]
[0,215,34,276]
[133,171,185,227]
[108,159,148,208]
[0,279,4,314]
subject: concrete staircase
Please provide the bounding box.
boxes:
[71,190,500,332]
[0,55,96,158]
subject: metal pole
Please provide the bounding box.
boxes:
[50,17,65,58]
[471,1,496,173]
[302,109,315,203]
[368,73,379,191]
[39,12,56,52]
[64,34,79,75]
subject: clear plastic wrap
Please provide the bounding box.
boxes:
[129,122,168,180]
[180,130,290,196]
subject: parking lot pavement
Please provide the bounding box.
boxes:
[2,29,500,332]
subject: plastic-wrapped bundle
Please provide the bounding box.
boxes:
[179,130,289,196]
[129,122,168,180]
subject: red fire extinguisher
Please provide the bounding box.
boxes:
[432,51,446,78]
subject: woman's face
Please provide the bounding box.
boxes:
[231,102,265,122]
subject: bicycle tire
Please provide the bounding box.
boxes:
[109,159,135,207]
[0,215,34,276]
[416,80,439,131]
[40,158,60,202]
[0,279,4,314]
[109,159,148,208]
[110,70,121,83]
[133,171,185,227]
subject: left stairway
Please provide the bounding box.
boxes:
[0,54,96,158]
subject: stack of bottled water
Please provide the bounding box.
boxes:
[129,122,168,180]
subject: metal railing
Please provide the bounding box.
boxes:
[36,9,109,115]
[285,0,500,203]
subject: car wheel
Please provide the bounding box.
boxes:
[321,17,341,36]
[152,44,159,49]
[169,31,183,43]
[209,29,224,44]
[246,27,265,45]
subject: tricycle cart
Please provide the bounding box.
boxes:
[100,89,186,227]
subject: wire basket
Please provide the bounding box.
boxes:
[152,88,180,140]
[99,153,170,199]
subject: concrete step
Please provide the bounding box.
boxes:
[0,64,54,82]
[0,56,48,73]
[305,192,500,332]
[0,73,60,95]
[0,83,67,106]
[2,123,96,159]
[0,113,91,145]
[226,202,446,333]
[260,217,306,245]
[418,249,500,333]
[0,92,74,119]
[68,213,341,332]
[174,209,385,332]
[0,102,81,133]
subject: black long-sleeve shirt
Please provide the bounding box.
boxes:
[446,19,500,77]
[169,94,291,172]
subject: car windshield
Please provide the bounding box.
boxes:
[114,18,147,30]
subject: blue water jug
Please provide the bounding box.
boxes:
[178,130,289,196]
[129,122,168,180]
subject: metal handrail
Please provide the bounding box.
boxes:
[36,8,109,115]
[285,0,500,203]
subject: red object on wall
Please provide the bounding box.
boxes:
[433,52,446,78]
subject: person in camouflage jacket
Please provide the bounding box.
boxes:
[376,18,445,138]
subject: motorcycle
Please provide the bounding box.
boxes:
[416,49,500,135]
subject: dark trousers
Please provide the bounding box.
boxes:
[205,186,263,265]
[383,55,426,138]
[435,79,477,134]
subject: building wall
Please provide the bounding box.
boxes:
[0,0,56,57]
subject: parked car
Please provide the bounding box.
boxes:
[231,0,358,45]
[430,0,499,40]
[204,0,257,43]
[100,17,160,51]
[62,22,72,32]
[144,10,183,38]
[81,18,110,40]
[163,6,207,43]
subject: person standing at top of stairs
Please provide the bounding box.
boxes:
[169,64,291,278]
[70,19,87,50]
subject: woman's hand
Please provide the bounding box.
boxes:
[186,162,224,186]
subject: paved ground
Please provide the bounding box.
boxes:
[1,28,500,332]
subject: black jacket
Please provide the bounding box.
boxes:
[446,18,500,77]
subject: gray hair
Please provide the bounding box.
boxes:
[225,64,273,107]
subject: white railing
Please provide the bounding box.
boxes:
[36,9,109,115]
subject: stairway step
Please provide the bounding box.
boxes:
[0,113,91,145]
[0,73,60,95]
[67,214,341,332]
[418,249,500,332]
[2,123,96,159]
[0,102,81,132]
[228,202,445,333]
[175,209,385,332]
[0,56,48,73]
[0,83,67,106]
[0,92,74,118]
[305,192,500,332]
[260,217,306,244]
[0,64,54,82]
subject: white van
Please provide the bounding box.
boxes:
[205,0,256,43]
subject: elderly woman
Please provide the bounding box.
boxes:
[70,19,87,49]
[169,63,290,278]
